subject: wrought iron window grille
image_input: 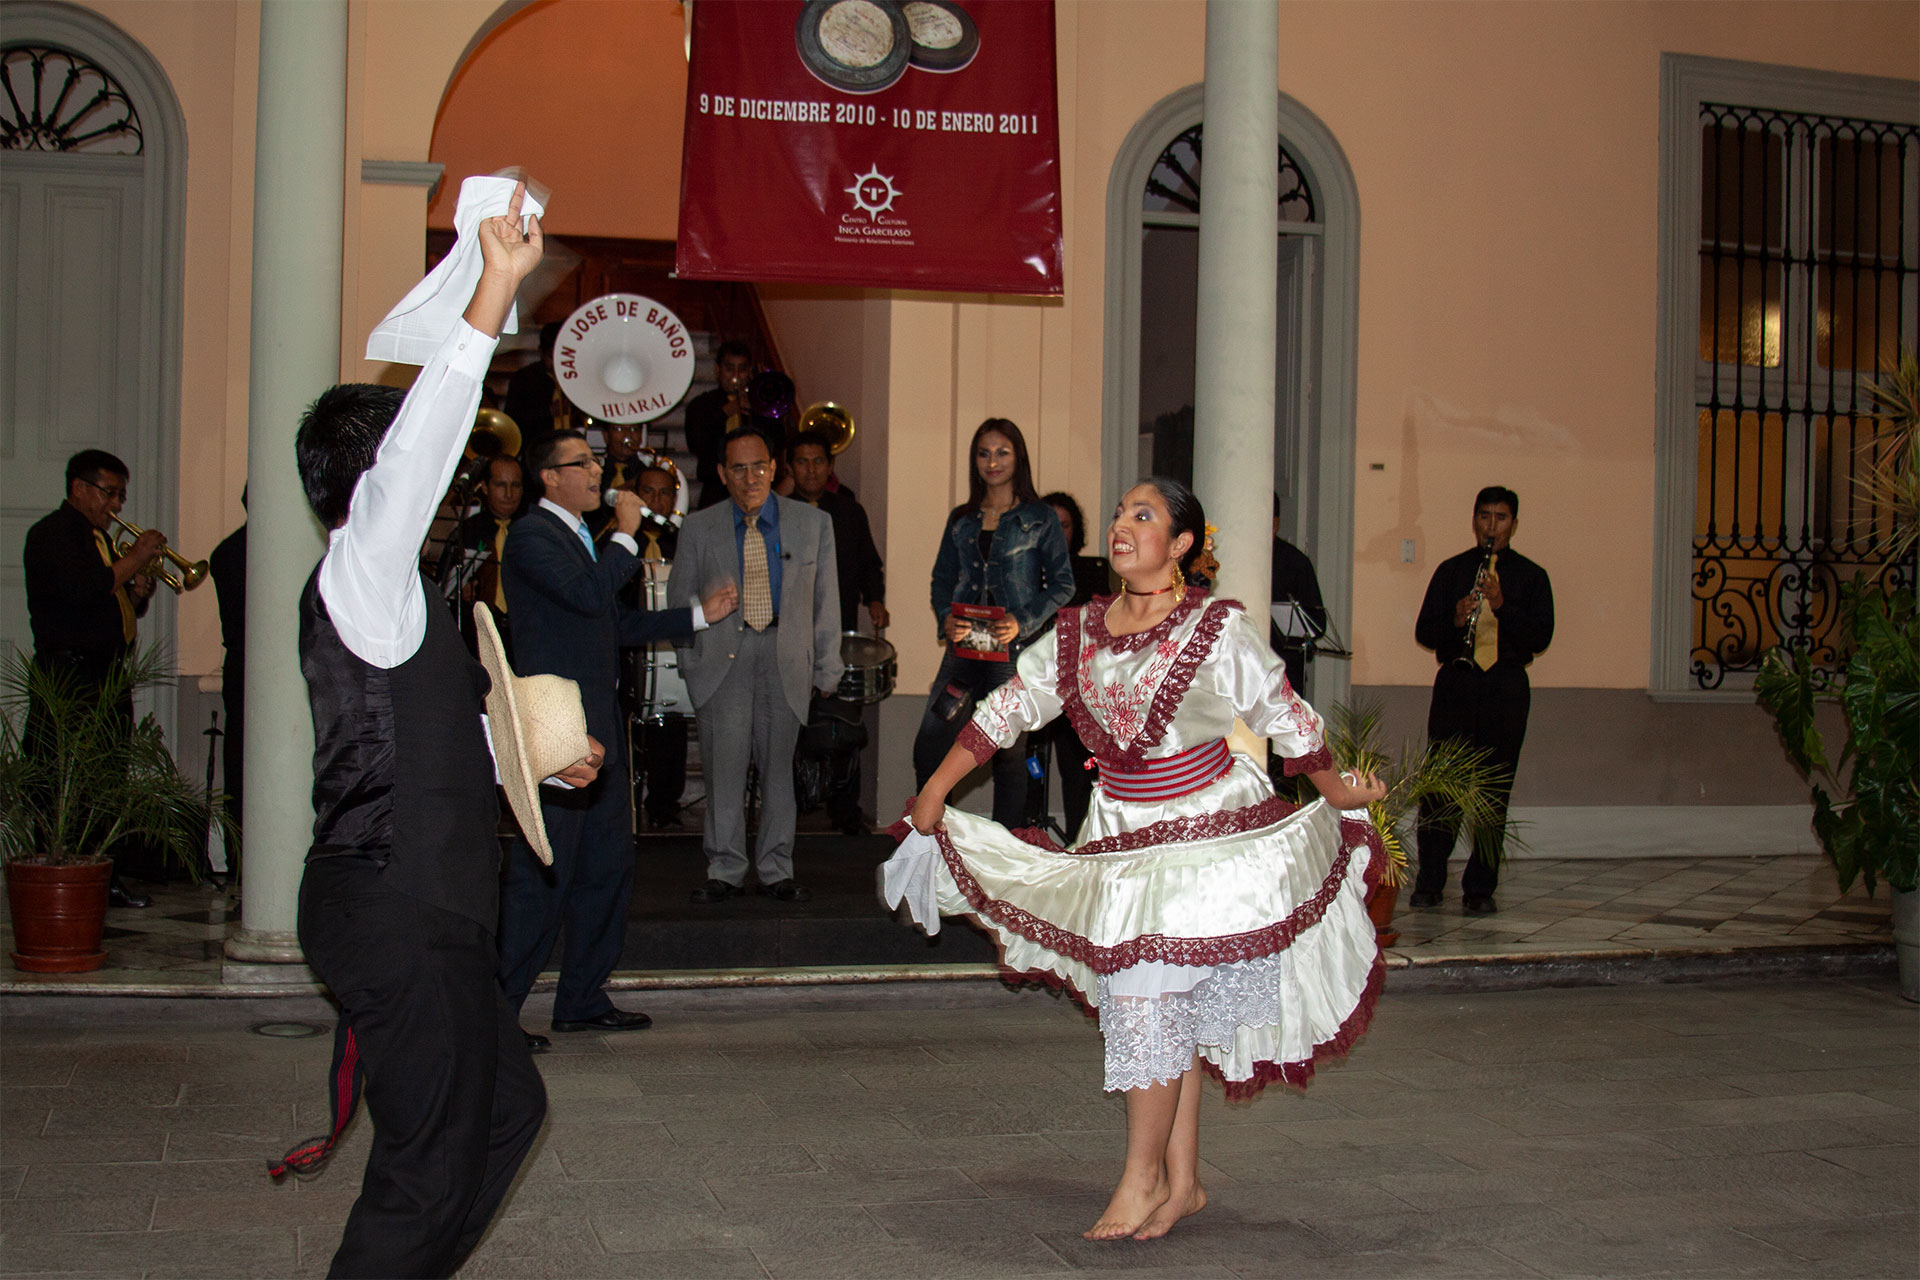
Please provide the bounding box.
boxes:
[1690,101,1917,690]
[0,44,143,154]
[1142,123,1316,224]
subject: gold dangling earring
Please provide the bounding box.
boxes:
[1170,561,1185,591]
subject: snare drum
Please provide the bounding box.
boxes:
[624,560,691,720]
[835,632,897,703]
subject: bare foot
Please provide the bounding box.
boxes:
[1132,1180,1207,1240]
[1085,1171,1170,1240]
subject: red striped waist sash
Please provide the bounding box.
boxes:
[1094,738,1233,802]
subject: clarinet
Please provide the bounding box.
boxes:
[1457,536,1497,662]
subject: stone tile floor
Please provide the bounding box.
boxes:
[0,854,1890,995]
[1,979,1914,1278]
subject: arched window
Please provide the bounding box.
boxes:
[1102,86,1359,704]
[0,45,144,154]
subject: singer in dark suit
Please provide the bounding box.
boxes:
[1410,486,1554,916]
[497,429,737,1046]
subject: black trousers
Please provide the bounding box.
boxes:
[913,651,1028,829]
[1027,719,1094,843]
[1415,661,1531,899]
[297,858,546,1279]
[638,716,689,823]
[497,735,634,1023]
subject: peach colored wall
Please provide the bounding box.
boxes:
[425,0,689,240]
[72,1,260,677]
[73,0,1918,694]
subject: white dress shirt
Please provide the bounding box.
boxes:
[320,320,495,670]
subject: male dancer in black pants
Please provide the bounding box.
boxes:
[291,183,598,1278]
[1410,486,1554,916]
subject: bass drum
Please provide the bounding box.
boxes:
[625,560,690,720]
[835,632,896,703]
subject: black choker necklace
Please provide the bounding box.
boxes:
[1121,582,1178,597]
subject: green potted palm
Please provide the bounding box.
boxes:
[1273,701,1514,944]
[0,647,220,972]
[1755,353,1920,1001]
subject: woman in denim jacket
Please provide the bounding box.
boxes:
[913,418,1075,825]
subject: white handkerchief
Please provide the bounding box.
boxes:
[878,829,944,936]
[365,175,547,366]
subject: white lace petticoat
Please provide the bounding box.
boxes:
[881,767,1384,1098]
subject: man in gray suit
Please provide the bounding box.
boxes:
[670,427,844,903]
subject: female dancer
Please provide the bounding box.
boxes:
[912,418,1074,826]
[890,477,1385,1241]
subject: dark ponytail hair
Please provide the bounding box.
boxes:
[1143,475,1207,579]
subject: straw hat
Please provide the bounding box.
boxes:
[474,605,590,867]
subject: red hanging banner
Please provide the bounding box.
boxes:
[676,0,1062,296]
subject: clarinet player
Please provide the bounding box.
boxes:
[1410,486,1554,915]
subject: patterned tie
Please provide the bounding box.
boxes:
[1472,552,1499,671]
[742,518,774,630]
[93,529,136,644]
[490,519,509,612]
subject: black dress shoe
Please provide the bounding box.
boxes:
[690,878,744,904]
[523,1030,551,1054]
[108,879,151,909]
[1463,895,1498,916]
[552,1008,653,1034]
[758,879,812,903]
[646,808,681,829]
[1408,889,1441,909]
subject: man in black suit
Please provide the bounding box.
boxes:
[1410,485,1554,916]
[788,431,885,834]
[22,448,164,908]
[497,430,736,1047]
[628,463,691,828]
[1269,494,1328,696]
[682,340,755,508]
[208,493,247,884]
[436,454,525,660]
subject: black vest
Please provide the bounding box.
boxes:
[300,568,500,929]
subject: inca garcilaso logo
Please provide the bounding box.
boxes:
[844,166,900,222]
[836,163,914,246]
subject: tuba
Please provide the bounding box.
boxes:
[799,401,855,454]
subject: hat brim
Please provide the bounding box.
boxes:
[475,605,558,867]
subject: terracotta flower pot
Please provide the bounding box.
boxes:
[5,858,112,973]
[1366,879,1400,949]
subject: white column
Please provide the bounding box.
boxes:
[1191,0,1278,621]
[225,0,346,977]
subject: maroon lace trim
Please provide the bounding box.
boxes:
[1204,955,1384,1100]
[1059,597,1239,770]
[1008,826,1066,852]
[931,809,1381,974]
[955,722,998,767]
[1082,586,1206,654]
[1071,794,1295,856]
[1283,745,1335,777]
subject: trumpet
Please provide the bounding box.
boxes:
[111,514,208,593]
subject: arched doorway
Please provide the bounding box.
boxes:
[1101,84,1360,705]
[0,5,187,739]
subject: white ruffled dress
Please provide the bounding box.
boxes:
[882,589,1383,1097]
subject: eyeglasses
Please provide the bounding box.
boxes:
[727,461,773,479]
[80,478,128,502]
[548,458,601,473]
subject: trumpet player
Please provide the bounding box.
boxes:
[1411,486,1555,916]
[21,449,167,908]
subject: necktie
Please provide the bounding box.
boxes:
[576,520,597,561]
[607,462,626,491]
[1472,552,1499,671]
[491,519,509,612]
[93,529,136,645]
[642,530,663,562]
[742,519,774,630]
